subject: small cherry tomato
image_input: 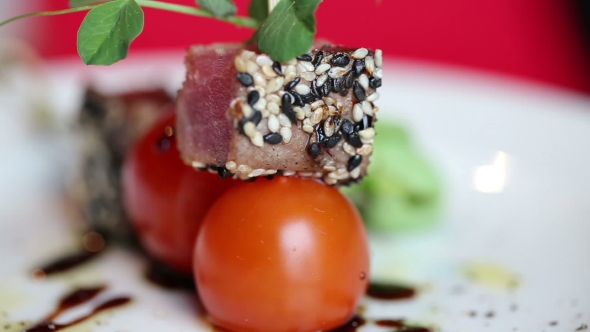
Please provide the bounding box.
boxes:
[194,176,370,332]
[122,107,236,273]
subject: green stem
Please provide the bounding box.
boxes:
[135,0,259,29]
[0,5,96,27]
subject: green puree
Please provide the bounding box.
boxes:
[341,121,442,232]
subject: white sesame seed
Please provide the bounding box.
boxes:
[356,144,373,156]
[310,99,325,110]
[225,161,237,170]
[303,118,311,127]
[241,50,256,60]
[343,142,356,155]
[267,101,280,115]
[268,114,280,132]
[301,71,316,81]
[298,61,314,74]
[237,164,252,174]
[191,161,206,168]
[254,97,267,111]
[328,67,347,79]
[361,138,374,144]
[294,107,305,120]
[248,168,266,177]
[287,58,298,66]
[278,113,291,127]
[234,56,247,72]
[361,101,373,116]
[266,94,281,104]
[295,84,311,95]
[358,127,376,140]
[325,177,338,185]
[323,96,336,106]
[373,106,380,113]
[327,105,338,116]
[243,121,257,138]
[313,171,323,178]
[246,60,259,74]
[328,170,349,180]
[350,167,361,179]
[283,170,296,176]
[315,63,331,75]
[324,118,335,137]
[253,72,267,87]
[323,165,337,172]
[265,169,277,175]
[310,108,323,125]
[303,104,312,117]
[303,124,314,133]
[262,65,278,78]
[253,86,266,97]
[280,127,292,143]
[266,77,284,93]
[373,68,383,79]
[251,132,264,147]
[366,92,380,102]
[351,48,368,60]
[285,65,297,82]
[316,74,328,87]
[242,103,253,117]
[358,74,369,90]
[261,109,269,118]
[298,171,314,177]
[256,55,273,67]
[375,49,383,68]
[364,56,375,74]
[353,103,364,122]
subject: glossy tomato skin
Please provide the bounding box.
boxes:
[122,107,236,274]
[194,176,370,332]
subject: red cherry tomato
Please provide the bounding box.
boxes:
[194,176,370,332]
[122,107,236,273]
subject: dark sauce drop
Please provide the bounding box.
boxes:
[366,283,416,300]
[23,285,131,332]
[375,319,404,327]
[328,315,366,332]
[145,261,195,291]
[34,250,99,277]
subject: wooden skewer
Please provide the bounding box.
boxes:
[268,0,279,14]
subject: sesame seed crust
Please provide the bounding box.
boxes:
[179,43,382,186]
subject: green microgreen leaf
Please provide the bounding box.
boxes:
[248,0,269,23]
[77,0,144,65]
[196,0,236,17]
[257,0,322,62]
[69,0,109,7]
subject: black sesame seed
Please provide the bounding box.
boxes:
[323,133,342,148]
[245,177,258,182]
[272,61,283,76]
[344,71,355,89]
[347,132,363,147]
[236,72,254,86]
[339,90,348,96]
[311,80,321,97]
[301,93,315,104]
[281,93,293,109]
[332,77,344,93]
[321,80,331,96]
[353,81,366,101]
[297,54,312,62]
[285,77,301,91]
[250,110,262,126]
[263,133,283,144]
[340,119,354,134]
[353,59,365,76]
[331,53,350,67]
[347,154,362,172]
[238,118,247,135]
[369,77,382,89]
[284,108,297,124]
[291,92,304,107]
[316,125,326,143]
[247,90,259,106]
[308,142,321,158]
[217,167,229,179]
[312,51,324,67]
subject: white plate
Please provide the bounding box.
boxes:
[0,52,589,332]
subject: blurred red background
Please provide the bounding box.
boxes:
[15,0,590,94]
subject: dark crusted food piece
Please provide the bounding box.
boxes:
[73,88,171,244]
[177,44,382,185]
